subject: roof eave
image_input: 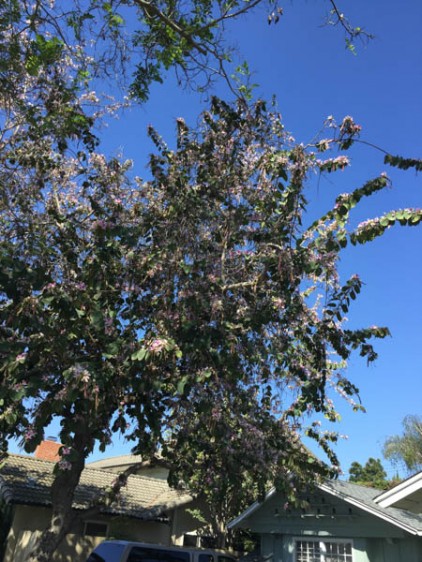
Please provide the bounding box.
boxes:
[375,472,422,508]
[228,488,276,529]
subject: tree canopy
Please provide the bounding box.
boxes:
[0,1,421,561]
[383,415,422,474]
[348,458,389,489]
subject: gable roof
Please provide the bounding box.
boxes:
[0,454,192,520]
[321,479,422,536]
[229,479,422,536]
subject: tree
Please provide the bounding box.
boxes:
[3,87,421,559]
[348,458,388,489]
[0,1,421,561]
[383,415,422,474]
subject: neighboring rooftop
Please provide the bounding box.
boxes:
[374,471,422,512]
[0,454,191,520]
[87,454,169,480]
[87,454,145,470]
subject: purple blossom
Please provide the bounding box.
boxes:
[24,428,36,442]
[93,219,108,230]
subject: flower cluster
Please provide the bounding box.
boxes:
[147,338,168,353]
[58,447,73,471]
[340,115,362,137]
[58,459,72,471]
[317,155,350,173]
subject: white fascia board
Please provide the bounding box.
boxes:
[374,472,422,508]
[227,488,277,529]
[318,483,420,536]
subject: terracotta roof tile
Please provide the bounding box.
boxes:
[0,454,192,520]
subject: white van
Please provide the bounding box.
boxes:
[86,540,237,562]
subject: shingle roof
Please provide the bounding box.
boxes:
[321,479,422,535]
[0,454,192,520]
[229,478,422,536]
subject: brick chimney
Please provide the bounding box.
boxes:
[34,437,62,462]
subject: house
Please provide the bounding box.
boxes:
[229,473,422,562]
[0,445,207,562]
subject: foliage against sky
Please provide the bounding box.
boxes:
[349,457,388,489]
[383,415,422,474]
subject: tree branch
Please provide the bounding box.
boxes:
[133,0,208,55]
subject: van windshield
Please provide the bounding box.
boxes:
[87,542,127,562]
[127,547,191,562]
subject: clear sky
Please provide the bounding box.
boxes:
[9,0,422,478]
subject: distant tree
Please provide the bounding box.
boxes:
[383,416,422,474]
[349,457,388,489]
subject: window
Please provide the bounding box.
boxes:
[198,555,214,562]
[84,521,109,537]
[183,534,198,547]
[296,540,353,562]
[199,536,217,549]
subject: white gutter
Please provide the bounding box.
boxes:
[374,472,422,508]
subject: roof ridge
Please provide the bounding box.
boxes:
[4,452,56,463]
[4,453,168,483]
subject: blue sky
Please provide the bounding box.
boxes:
[10,0,421,478]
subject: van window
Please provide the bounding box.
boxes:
[198,554,214,562]
[218,556,236,562]
[127,547,190,562]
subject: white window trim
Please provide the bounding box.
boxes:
[294,537,354,562]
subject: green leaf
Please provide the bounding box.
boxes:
[131,348,148,361]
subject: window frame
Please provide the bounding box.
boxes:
[294,537,354,562]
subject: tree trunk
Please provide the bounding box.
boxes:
[213,517,227,550]
[25,432,89,562]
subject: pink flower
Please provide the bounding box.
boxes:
[147,338,167,353]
